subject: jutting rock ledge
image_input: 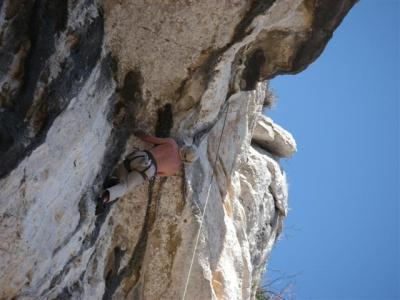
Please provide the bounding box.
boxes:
[0,1,356,299]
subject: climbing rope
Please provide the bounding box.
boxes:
[181,101,231,300]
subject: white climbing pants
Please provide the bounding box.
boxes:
[106,150,157,201]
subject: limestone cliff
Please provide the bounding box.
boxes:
[0,1,356,299]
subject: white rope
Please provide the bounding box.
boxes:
[181,102,231,300]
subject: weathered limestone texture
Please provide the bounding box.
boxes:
[252,114,296,158]
[0,0,356,299]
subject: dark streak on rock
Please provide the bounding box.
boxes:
[180,1,276,142]
[18,0,62,116]
[103,246,126,296]
[118,70,143,105]
[0,0,34,78]
[231,0,276,43]
[83,68,139,249]
[65,66,145,299]
[233,0,357,90]
[291,0,358,73]
[0,112,17,151]
[102,180,158,300]
[52,287,72,300]
[42,236,95,297]
[174,0,275,117]
[0,6,104,179]
[51,193,88,257]
[45,259,73,295]
[242,49,265,91]
[35,55,122,298]
[227,0,276,95]
[174,47,223,106]
[50,269,86,300]
[192,100,230,147]
[192,124,213,146]
[155,103,173,138]
[52,0,69,34]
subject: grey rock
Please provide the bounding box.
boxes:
[252,114,297,158]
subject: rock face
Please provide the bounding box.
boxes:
[0,1,356,299]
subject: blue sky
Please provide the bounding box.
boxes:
[262,1,399,300]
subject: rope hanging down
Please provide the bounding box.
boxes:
[181,101,231,300]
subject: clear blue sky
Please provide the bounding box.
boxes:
[262,1,399,300]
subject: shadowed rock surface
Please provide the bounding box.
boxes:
[0,0,356,299]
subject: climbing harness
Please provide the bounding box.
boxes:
[181,101,231,300]
[123,149,158,181]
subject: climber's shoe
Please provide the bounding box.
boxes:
[95,177,119,215]
[95,190,121,215]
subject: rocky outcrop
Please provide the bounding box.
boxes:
[252,115,296,158]
[0,0,356,299]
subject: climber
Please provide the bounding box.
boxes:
[96,131,198,214]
